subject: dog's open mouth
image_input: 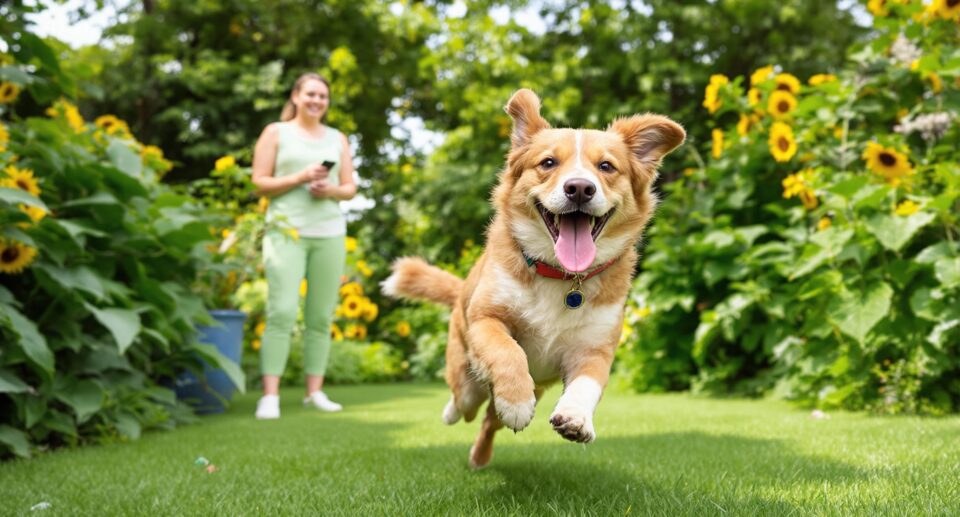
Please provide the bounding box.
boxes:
[537,202,614,273]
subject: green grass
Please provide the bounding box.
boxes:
[2,383,959,516]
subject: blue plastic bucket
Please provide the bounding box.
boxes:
[174,310,247,414]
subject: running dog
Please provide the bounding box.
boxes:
[382,89,684,468]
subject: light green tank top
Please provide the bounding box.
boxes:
[267,122,346,237]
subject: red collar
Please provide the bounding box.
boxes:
[523,254,619,281]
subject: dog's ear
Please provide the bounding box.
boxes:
[505,89,550,148]
[609,114,686,171]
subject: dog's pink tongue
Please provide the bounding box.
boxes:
[555,213,596,273]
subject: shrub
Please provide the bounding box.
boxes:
[621,2,960,413]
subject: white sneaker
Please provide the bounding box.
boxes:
[255,394,280,419]
[303,391,342,412]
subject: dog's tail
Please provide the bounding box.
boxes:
[380,257,463,307]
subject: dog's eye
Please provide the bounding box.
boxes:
[539,158,557,170]
[598,161,616,173]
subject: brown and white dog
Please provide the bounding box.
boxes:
[382,89,684,468]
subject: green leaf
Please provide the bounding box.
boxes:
[0,304,54,376]
[192,343,246,394]
[107,141,144,178]
[55,379,104,424]
[37,264,105,300]
[864,212,936,252]
[0,187,48,210]
[0,66,33,84]
[934,257,960,288]
[928,319,960,349]
[827,175,869,199]
[61,191,121,207]
[84,304,141,354]
[114,412,142,439]
[0,425,31,458]
[0,369,30,393]
[834,282,893,344]
[916,242,958,264]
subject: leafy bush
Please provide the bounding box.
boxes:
[0,35,237,458]
[621,3,960,413]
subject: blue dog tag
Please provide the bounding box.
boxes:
[565,289,584,309]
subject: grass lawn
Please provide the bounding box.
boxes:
[2,383,959,516]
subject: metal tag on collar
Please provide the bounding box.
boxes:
[564,273,585,309]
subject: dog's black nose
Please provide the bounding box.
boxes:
[564,178,596,204]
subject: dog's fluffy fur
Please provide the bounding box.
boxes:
[382,89,684,468]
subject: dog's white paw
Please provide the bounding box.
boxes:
[549,406,596,443]
[495,396,536,431]
[442,396,461,425]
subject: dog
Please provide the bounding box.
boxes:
[382,89,684,468]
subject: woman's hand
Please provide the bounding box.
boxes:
[298,163,330,184]
[308,179,337,199]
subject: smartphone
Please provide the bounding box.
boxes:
[321,160,337,169]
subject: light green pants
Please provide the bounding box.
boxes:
[260,231,345,376]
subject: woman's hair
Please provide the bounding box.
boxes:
[280,72,331,122]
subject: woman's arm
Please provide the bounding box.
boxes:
[310,132,357,201]
[251,124,320,197]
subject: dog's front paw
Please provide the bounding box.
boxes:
[494,396,536,431]
[549,407,596,443]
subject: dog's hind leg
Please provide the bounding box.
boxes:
[469,387,543,469]
[443,308,486,424]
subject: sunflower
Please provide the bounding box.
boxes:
[356,260,373,278]
[47,99,86,133]
[737,114,761,137]
[0,121,9,152]
[702,74,729,114]
[747,88,762,108]
[808,74,837,86]
[215,155,236,171]
[3,165,40,196]
[94,115,132,138]
[868,0,889,16]
[0,82,20,104]
[251,339,261,351]
[935,0,960,19]
[711,129,724,159]
[396,321,412,338]
[768,122,797,162]
[782,170,818,210]
[862,142,913,185]
[774,73,801,95]
[0,240,38,274]
[330,323,344,341]
[895,200,919,216]
[345,236,358,252]
[924,72,943,94]
[767,90,797,119]
[254,320,265,337]
[817,217,832,231]
[355,325,367,340]
[22,205,47,224]
[344,324,359,339]
[339,282,363,297]
[362,301,378,322]
[750,66,774,87]
[258,197,270,213]
[342,294,364,319]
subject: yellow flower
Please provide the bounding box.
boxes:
[400,163,414,174]
[895,200,919,216]
[683,167,696,177]
[362,301,378,322]
[750,66,775,87]
[47,99,86,133]
[3,165,40,196]
[924,72,943,94]
[339,281,363,297]
[833,126,845,140]
[335,304,344,318]
[767,90,797,119]
[215,155,236,171]
[808,74,837,86]
[344,323,359,339]
[774,73,801,95]
[345,236,357,252]
[251,339,261,351]
[342,294,364,319]
[702,74,729,114]
[747,88,762,108]
[300,279,308,297]
[355,324,367,340]
[258,197,270,213]
[736,114,759,137]
[0,82,20,104]
[0,121,8,152]
[768,122,797,163]
[934,0,960,19]
[817,217,832,231]
[287,228,299,241]
[396,321,412,338]
[867,0,889,17]
[782,170,818,210]
[330,323,344,341]
[862,142,913,186]
[711,129,724,159]
[255,320,265,337]
[0,240,38,274]
[356,260,373,278]
[23,205,47,224]
[94,115,132,138]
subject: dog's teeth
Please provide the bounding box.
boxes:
[554,213,559,228]
[590,216,596,228]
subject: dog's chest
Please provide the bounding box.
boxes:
[491,267,623,383]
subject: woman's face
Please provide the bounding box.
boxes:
[292,79,330,120]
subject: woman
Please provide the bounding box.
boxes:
[251,72,356,419]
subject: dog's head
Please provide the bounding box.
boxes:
[493,88,685,273]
